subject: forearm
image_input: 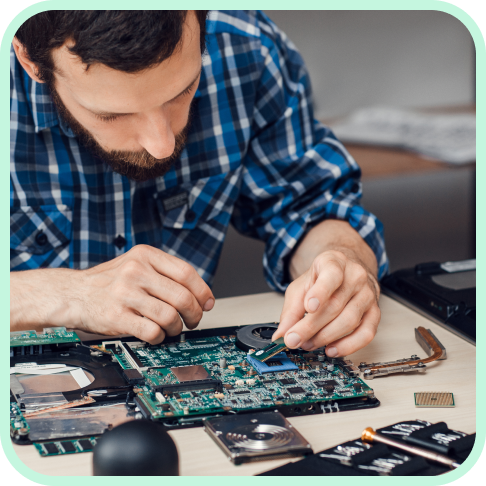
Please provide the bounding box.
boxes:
[289,219,379,283]
[10,269,81,332]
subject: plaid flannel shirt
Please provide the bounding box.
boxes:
[10,10,388,291]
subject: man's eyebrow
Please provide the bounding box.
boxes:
[90,68,202,117]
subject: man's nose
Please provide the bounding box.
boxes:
[137,111,175,159]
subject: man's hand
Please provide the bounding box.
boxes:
[10,245,214,344]
[273,219,382,357]
[272,249,380,358]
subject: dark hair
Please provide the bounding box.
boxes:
[15,10,208,84]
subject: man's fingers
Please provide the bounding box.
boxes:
[273,278,306,341]
[129,245,215,310]
[128,316,166,345]
[304,255,346,314]
[142,273,204,328]
[136,297,184,337]
[324,306,381,357]
[299,292,371,350]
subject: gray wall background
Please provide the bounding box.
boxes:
[211,10,475,299]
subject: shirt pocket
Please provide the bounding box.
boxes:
[10,205,72,260]
[157,168,243,230]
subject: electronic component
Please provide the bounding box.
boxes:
[287,387,305,394]
[315,380,338,388]
[279,378,296,385]
[415,328,447,360]
[123,369,144,385]
[60,441,76,452]
[78,439,95,451]
[358,327,447,379]
[414,392,455,408]
[247,352,298,374]
[171,365,210,382]
[9,327,81,347]
[235,323,279,352]
[153,379,223,394]
[203,411,312,464]
[10,323,378,452]
[250,337,288,362]
[34,437,98,456]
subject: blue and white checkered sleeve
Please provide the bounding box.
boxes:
[232,12,389,292]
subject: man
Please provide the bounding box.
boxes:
[10,10,388,358]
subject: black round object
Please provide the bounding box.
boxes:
[235,323,279,352]
[185,209,196,222]
[35,230,48,246]
[92,420,179,476]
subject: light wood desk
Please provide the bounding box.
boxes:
[11,292,476,476]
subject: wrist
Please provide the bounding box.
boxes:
[10,268,82,332]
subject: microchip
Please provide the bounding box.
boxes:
[171,365,210,382]
[43,443,59,454]
[233,390,250,395]
[279,378,296,385]
[122,369,144,385]
[287,387,305,394]
[263,380,275,384]
[250,337,288,362]
[60,441,76,452]
[315,380,338,388]
[414,392,455,408]
[78,439,93,451]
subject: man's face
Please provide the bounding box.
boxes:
[47,12,202,181]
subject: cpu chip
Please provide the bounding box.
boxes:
[414,392,455,408]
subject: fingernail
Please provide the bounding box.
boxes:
[286,332,301,348]
[307,297,320,313]
[203,298,215,311]
[301,340,314,350]
[326,346,338,357]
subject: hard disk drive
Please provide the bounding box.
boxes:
[203,411,312,464]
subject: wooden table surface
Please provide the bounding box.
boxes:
[11,292,476,476]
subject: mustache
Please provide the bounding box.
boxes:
[48,83,192,181]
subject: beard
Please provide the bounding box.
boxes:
[49,86,191,182]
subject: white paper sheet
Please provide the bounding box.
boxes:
[331,106,476,165]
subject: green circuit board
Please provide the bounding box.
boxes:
[104,333,374,421]
[10,327,80,347]
[10,324,376,458]
[34,437,98,456]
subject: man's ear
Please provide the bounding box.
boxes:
[12,37,45,84]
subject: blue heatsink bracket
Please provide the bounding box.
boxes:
[247,352,298,375]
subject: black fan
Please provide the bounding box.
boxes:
[235,323,279,352]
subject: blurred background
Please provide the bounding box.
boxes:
[212,10,476,298]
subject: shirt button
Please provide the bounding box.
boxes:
[185,210,196,222]
[35,230,48,246]
[113,234,127,249]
